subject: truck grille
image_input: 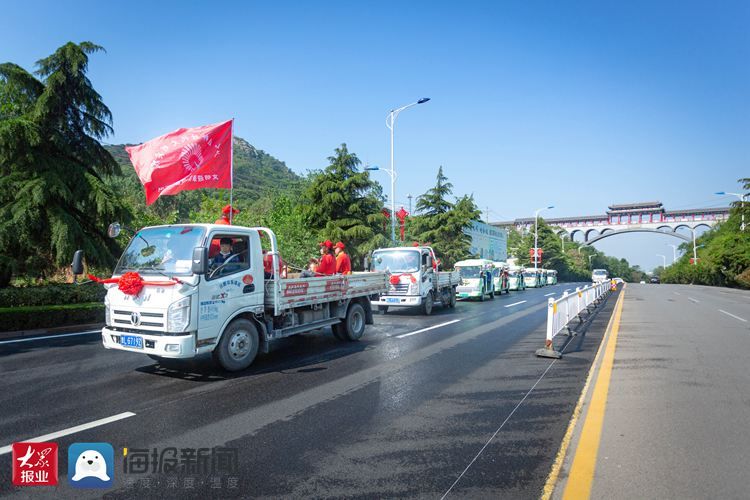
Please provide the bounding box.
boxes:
[388,283,410,295]
[112,309,166,331]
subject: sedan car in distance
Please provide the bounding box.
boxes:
[650,276,661,284]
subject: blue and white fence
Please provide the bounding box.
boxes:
[536,282,611,358]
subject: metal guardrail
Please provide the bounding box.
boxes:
[536,282,612,358]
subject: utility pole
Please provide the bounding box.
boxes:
[486,206,490,224]
[408,194,413,214]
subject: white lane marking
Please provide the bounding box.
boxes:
[544,292,556,297]
[395,319,462,339]
[0,330,101,345]
[673,291,681,296]
[0,412,136,455]
[719,310,747,323]
[688,297,699,304]
[504,300,527,308]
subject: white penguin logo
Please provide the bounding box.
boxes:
[71,450,110,482]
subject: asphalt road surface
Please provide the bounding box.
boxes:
[551,284,750,499]
[1,282,615,499]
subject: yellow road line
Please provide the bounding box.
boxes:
[540,288,623,500]
[561,286,626,499]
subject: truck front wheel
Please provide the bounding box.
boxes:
[422,292,434,315]
[213,319,259,372]
[341,302,366,341]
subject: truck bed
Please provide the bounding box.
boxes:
[436,270,460,289]
[264,272,388,312]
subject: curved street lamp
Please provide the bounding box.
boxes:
[715,191,747,231]
[384,97,431,242]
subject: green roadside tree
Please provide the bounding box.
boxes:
[408,167,481,269]
[304,143,387,269]
[0,42,128,285]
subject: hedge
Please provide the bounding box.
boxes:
[0,284,106,308]
[0,303,104,332]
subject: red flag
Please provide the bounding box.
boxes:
[126,120,233,205]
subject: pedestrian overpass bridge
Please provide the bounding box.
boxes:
[494,201,730,244]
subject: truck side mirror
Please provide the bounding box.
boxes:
[71,250,84,276]
[191,247,208,275]
[107,222,121,238]
[363,256,370,271]
[426,256,433,269]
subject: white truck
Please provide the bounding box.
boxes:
[369,246,459,315]
[73,224,388,372]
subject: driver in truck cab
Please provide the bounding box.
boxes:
[212,237,234,266]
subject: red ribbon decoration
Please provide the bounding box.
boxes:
[88,272,178,296]
[396,207,409,241]
[389,273,417,285]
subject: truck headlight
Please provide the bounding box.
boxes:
[167,296,191,332]
[409,282,418,294]
[104,296,111,326]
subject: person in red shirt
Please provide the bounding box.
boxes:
[215,205,239,225]
[317,240,336,275]
[334,241,351,274]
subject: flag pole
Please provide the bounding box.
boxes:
[229,119,234,224]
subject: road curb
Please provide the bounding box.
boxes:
[0,323,103,341]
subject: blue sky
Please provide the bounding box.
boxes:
[2,0,748,270]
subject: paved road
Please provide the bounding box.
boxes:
[552,284,750,499]
[0,282,614,499]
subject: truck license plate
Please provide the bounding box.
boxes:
[386,297,400,304]
[121,335,143,349]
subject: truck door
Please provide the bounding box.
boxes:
[421,251,434,293]
[199,231,263,344]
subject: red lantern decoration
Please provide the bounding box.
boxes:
[396,207,409,241]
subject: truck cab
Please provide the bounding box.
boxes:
[369,246,458,315]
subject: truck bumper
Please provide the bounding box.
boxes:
[371,295,423,307]
[101,327,198,359]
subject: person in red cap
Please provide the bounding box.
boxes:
[317,240,336,275]
[334,241,351,274]
[215,205,239,225]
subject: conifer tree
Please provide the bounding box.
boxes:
[0,42,126,284]
[304,143,386,268]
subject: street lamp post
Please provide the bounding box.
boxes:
[588,254,594,268]
[715,191,747,231]
[667,244,678,263]
[691,228,698,265]
[656,254,666,269]
[385,97,430,242]
[560,233,567,253]
[534,205,554,271]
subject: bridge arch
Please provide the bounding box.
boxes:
[585,228,600,242]
[570,229,585,243]
[583,228,692,246]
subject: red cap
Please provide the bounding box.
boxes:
[222,205,240,215]
[319,240,333,249]
[335,242,345,249]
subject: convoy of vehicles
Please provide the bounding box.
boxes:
[491,261,510,294]
[592,268,609,283]
[369,246,459,315]
[455,259,496,301]
[79,225,568,372]
[76,224,388,372]
[507,265,526,291]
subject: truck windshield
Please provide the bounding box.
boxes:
[593,270,607,276]
[114,226,205,276]
[458,266,481,279]
[372,250,420,273]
